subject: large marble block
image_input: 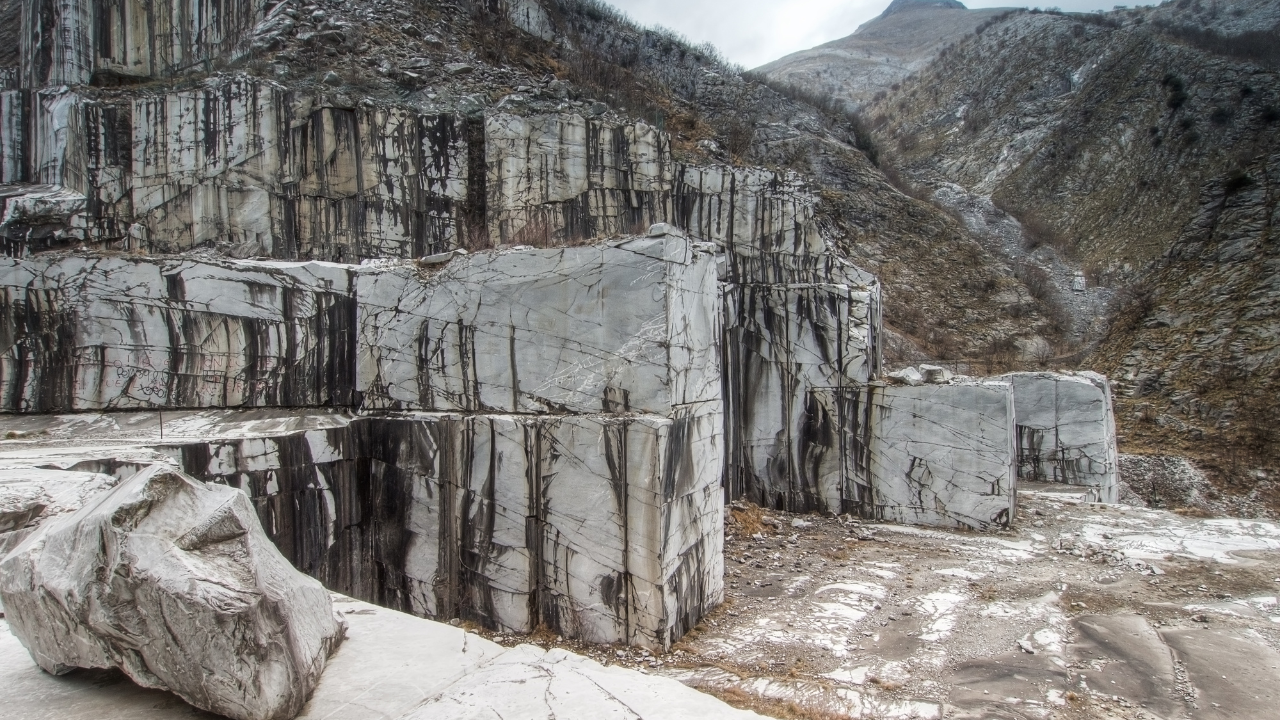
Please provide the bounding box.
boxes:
[811,381,1017,530]
[169,408,724,649]
[357,236,720,415]
[1001,371,1119,503]
[0,254,357,412]
[722,261,882,513]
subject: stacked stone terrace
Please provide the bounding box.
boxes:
[0,0,1118,648]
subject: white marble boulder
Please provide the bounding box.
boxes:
[1001,371,1119,503]
[0,254,356,412]
[0,467,118,543]
[811,380,1017,530]
[0,464,346,720]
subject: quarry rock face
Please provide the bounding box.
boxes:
[357,236,719,415]
[1003,371,1119,503]
[0,464,346,720]
[0,0,1125,665]
[0,254,357,412]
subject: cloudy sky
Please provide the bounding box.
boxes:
[607,0,1157,68]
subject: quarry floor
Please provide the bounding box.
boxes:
[483,484,1280,720]
[5,410,1280,719]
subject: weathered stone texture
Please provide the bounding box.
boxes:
[357,237,719,415]
[130,77,470,259]
[1002,371,1119,503]
[0,464,346,720]
[22,0,267,87]
[812,381,1017,530]
[485,113,674,244]
[722,258,883,514]
[0,254,357,412]
[161,405,723,650]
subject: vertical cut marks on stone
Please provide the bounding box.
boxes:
[1003,371,1119,503]
[0,254,357,412]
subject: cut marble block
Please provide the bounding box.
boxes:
[723,264,882,514]
[21,0,268,86]
[357,236,720,415]
[0,465,346,720]
[0,254,357,412]
[812,381,1017,530]
[1001,371,1119,503]
[166,408,723,650]
[485,113,674,244]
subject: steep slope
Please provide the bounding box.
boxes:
[754,1,1014,110]
[855,1,1280,491]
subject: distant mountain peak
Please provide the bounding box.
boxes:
[881,0,967,17]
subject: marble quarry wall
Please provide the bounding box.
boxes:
[810,381,1018,531]
[0,69,848,268]
[2,77,473,259]
[0,254,356,412]
[1001,371,1119,503]
[21,0,267,87]
[0,237,725,649]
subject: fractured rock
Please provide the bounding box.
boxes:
[919,364,953,384]
[0,465,346,720]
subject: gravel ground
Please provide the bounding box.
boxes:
[478,483,1280,719]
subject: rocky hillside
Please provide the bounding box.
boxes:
[0,0,1071,366]
[845,0,1279,498]
[500,1,1070,364]
[754,0,1014,110]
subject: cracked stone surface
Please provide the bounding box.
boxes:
[1003,371,1120,503]
[0,594,768,719]
[358,236,718,415]
[0,464,347,720]
[0,254,357,412]
[661,484,1280,719]
[813,380,1017,531]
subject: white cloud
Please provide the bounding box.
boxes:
[605,0,1160,68]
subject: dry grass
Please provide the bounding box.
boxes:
[729,503,771,536]
[694,686,851,720]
